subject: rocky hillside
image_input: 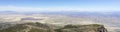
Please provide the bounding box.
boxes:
[55,24,107,32]
[0,22,107,32]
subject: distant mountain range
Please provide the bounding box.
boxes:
[0,11,120,17]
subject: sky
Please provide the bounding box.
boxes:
[0,0,120,12]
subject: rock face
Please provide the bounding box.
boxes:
[55,24,107,32]
[0,22,107,32]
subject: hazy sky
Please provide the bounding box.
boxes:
[0,0,120,12]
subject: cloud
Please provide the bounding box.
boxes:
[0,5,120,12]
[0,5,42,11]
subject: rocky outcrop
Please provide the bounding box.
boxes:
[0,22,107,32]
[55,24,107,32]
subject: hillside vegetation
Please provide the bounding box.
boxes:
[0,22,107,32]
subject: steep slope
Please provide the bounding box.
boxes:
[0,22,107,32]
[55,24,107,32]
